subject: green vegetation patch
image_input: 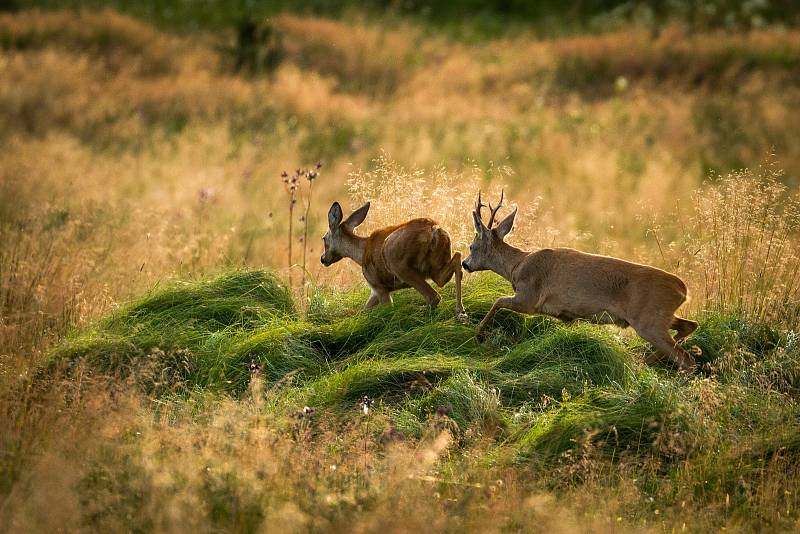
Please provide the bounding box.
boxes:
[515,382,678,460]
[50,270,295,394]
[48,269,800,466]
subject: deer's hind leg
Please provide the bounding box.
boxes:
[670,316,698,344]
[431,251,466,320]
[392,266,441,308]
[633,318,696,371]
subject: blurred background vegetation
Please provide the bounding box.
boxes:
[2,0,799,340]
[9,0,800,36]
[2,0,799,324]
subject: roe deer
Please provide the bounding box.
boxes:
[321,201,467,319]
[461,192,697,371]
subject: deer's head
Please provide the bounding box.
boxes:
[320,201,370,266]
[462,191,517,273]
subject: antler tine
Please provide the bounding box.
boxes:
[475,190,487,222]
[487,189,505,228]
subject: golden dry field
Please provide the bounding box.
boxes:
[2,5,800,533]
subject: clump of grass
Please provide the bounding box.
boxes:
[48,270,294,392]
[680,161,800,328]
[110,269,295,329]
[302,353,475,407]
[514,383,679,461]
[229,325,323,385]
[418,370,505,435]
[689,312,783,365]
[493,341,635,406]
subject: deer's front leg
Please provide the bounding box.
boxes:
[365,286,391,309]
[477,296,525,340]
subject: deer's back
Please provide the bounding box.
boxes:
[363,218,451,289]
[517,248,687,315]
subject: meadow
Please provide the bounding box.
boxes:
[2,4,800,532]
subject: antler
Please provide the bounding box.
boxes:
[487,189,504,229]
[474,191,487,222]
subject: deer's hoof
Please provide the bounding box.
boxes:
[678,357,697,373]
[476,329,488,342]
[455,311,468,324]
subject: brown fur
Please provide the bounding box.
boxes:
[463,194,697,371]
[321,203,465,317]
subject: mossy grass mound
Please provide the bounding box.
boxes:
[49,269,800,463]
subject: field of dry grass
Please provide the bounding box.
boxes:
[2,7,800,532]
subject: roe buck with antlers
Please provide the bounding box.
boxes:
[462,192,697,371]
[321,201,467,318]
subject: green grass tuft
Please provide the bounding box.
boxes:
[514,381,678,461]
[47,269,800,471]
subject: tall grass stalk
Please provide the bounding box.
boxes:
[301,162,321,295]
[680,162,800,327]
[281,170,300,287]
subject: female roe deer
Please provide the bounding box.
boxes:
[461,192,697,371]
[321,201,467,319]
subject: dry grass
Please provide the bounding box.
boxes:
[2,8,800,532]
[678,162,800,326]
[0,380,629,533]
[4,359,800,532]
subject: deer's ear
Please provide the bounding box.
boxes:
[472,210,488,236]
[342,202,370,231]
[328,202,343,230]
[494,207,517,240]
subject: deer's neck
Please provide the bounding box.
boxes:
[342,231,367,266]
[490,241,528,282]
